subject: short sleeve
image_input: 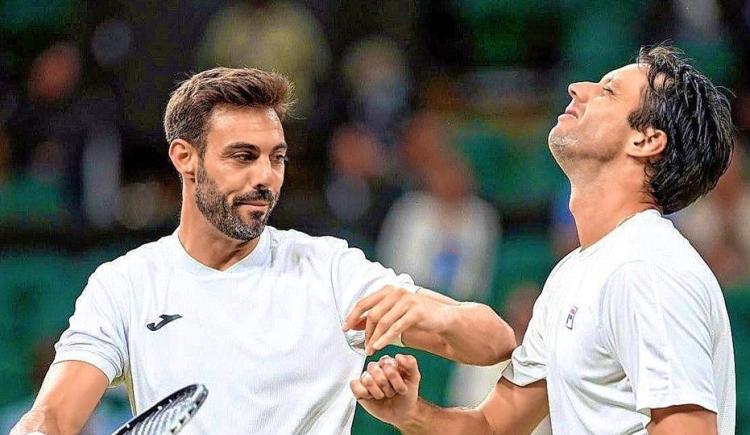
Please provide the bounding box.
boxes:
[53,264,130,385]
[502,290,548,386]
[601,261,718,417]
[330,244,419,352]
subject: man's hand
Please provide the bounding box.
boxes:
[344,285,515,365]
[342,285,451,355]
[349,354,421,427]
[352,355,549,435]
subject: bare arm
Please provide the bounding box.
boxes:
[10,361,109,435]
[400,378,548,435]
[351,354,548,435]
[401,295,516,365]
[648,405,718,435]
[343,286,516,365]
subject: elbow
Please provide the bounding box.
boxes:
[468,307,517,366]
[496,322,518,362]
[478,332,515,366]
[484,310,517,366]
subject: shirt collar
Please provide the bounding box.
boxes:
[170,226,272,276]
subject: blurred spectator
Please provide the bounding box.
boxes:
[4,41,122,229]
[340,36,412,146]
[116,178,181,231]
[447,282,551,434]
[376,112,499,301]
[0,338,130,434]
[196,0,331,117]
[671,0,735,86]
[676,144,750,287]
[324,123,402,252]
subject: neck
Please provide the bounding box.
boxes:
[177,189,260,271]
[569,180,657,250]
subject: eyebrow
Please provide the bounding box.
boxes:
[223,142,288,153]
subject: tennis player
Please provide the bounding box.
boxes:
[11,68,516,435]
[351,45,736,435]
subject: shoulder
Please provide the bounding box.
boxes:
[90,233,175,288]
[623,212,690,254]
[267,227,351,260]
[596,213,723,312]
[608,212,713,276]
[600,259,718,319]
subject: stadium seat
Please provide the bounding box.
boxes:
[725,287,750,434]
[489,233,554,311]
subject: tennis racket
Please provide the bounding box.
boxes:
[111,384,208,435]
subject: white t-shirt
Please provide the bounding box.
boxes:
[503,210,735,435]
[53,226,417,434]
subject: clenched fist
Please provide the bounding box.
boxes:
[350,354,421,427]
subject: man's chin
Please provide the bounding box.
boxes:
[223,225,265,242]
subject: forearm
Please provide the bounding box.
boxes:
[11,361,109,435]
[442,302,516,365]
[397,399,494,435]
[10,407,63,435]
[403,298,515,365]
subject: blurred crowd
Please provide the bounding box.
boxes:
[1,0,750,433]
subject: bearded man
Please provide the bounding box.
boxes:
[11,68,515,435]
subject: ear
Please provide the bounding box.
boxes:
[628,126,667,159]
[169,139,200,182]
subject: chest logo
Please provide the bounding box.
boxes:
[147,314,183,331]
[565,306,578,330]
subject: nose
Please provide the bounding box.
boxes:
[250,156,276,190]
[567,81,597,102]
[567,82,578,99]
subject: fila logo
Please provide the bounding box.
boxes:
[565,305,578,330]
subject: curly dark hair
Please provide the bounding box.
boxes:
[628,45,735,214]
[164,67,295,156]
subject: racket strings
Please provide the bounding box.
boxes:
[123,388,201,434]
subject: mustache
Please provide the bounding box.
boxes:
[233,188,275,206]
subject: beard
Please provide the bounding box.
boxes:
[548,129,580,170]
[548,127,619,177]
[194,162,278,241]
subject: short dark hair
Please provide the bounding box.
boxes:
[164,67,294,156]
[628,44,735,214]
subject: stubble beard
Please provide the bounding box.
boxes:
[548,129,580,174]
[549,128,619,180]
[194,162,278,241]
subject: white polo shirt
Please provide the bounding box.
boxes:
[53,227,417,434]
[503,210,735,434]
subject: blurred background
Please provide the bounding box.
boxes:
[0,0,748,433]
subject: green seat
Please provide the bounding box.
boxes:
[0,250,74,405]
[454,122,562,214]
[489,233,554,312]
[0,176,64,228]
[725,288,750,434]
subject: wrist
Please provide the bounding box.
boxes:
[395,399,431,433]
